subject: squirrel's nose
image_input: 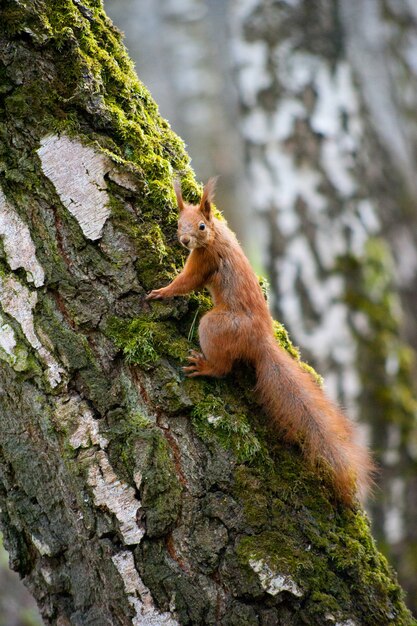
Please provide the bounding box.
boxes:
[181,235,190,246]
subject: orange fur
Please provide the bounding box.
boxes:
[147,180,374,505]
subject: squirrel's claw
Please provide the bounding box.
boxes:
[187,350,203,364]
[184,370,202,378]
[183,351,206,377]
[146,289,164,301]
[183,365,204,377]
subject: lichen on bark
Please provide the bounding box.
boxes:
[0,1,415,625]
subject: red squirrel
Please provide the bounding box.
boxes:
[147,179,374,505]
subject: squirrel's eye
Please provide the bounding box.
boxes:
[199,222,206,231]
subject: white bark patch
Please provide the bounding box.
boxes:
[0,315,28,372]
[0,314,28,371]
[107,169,140,192]
[231,39,270,108]
[326,617,358,626]
[70,411,109,450]
[87,451,144,545]
[40,566,53,586]
[207,414,223,425]
[0,188,45,287]
[38,134,111,240]
[112,551,179,626]
[31,535,53,557]
[0,275,64,386]
[0,314,16,355]
[249,558,303,597]
[55,393,109,450]
[384,478,405,544]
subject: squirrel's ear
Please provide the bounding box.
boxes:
[174,180,185,212]
[199,177,218,220]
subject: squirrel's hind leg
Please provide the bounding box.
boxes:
[183,310,246,378]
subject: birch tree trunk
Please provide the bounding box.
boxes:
[230,0,417,611]
[0,1,414,625]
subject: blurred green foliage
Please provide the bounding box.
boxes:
[0,534,43,626]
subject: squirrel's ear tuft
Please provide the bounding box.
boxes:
[174,180,185,212]
[199,177,218,220]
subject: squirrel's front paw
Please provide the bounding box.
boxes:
[146,288,166,301]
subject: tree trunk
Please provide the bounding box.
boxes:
[0,1,414,625]
[230,0,417,612]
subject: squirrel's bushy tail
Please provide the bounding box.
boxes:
[255,341,374,505]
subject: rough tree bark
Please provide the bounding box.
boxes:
[230,0,417,611]
[0,1,414,625]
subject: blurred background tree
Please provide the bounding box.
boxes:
[104,0,417,614]
[230,0,417,611]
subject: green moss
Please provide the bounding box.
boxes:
[233,462,414,625]
[273,320,324,385]
[107,317,158,367]
[107,191,183,290]
[140,224,168,263]
[36,294,92,371]
[141,432,183,536]
[258,274,270,300]
[106,315,189,368]
[108,410,153,476]
[191,393,270,465]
